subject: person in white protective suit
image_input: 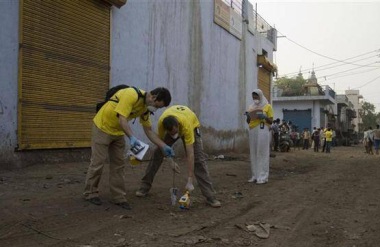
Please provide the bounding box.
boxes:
[245,89,274,184]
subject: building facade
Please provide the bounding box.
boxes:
[345,90,363,133]
[0,0,277,168]
[272,71,336,131]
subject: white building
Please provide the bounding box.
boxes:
[272,71,336,131]
[345,90,363,133]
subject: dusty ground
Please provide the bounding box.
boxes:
[1,145,380,247]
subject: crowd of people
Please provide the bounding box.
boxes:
[270,120,337,154]
[363,125,380,155]
[270,120,380,157]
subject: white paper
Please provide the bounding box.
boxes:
[129,141,149,160]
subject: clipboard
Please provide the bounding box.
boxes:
[129,141,149,160]
[247,109,265,120]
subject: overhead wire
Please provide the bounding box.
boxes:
[316,62,380,80]
[275,30,380,76]
[281,50,380,77]
[352,74,380,89]
[279,30,380,68]
[320,67,380,82]
[273,30,380,107]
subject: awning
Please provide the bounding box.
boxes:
[103,0,127,8]
[257,55,277,73]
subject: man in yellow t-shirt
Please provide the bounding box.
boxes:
[136,105,221,208]
[325,128,333,153]
[84,86,173,209]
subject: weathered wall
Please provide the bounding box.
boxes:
[0,1,19,166]
[0,0,276,168]
[111,0,275,153]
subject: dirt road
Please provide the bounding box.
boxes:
[1,145,379,247]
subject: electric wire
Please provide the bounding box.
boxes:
[316,62,380,80]
[281,50,380,77]
[281,32,380,68]
[352,74,380,89]
[320,67,380,82]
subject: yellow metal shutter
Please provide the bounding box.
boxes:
[258,67,271,102]
[18,0,110,150]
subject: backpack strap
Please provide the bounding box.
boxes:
[110,86,144,104]
[131,86,144,99]
[130,87,151,122]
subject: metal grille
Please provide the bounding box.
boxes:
[222,0,243,15]
[18,0,110,150]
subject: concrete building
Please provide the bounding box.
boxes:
[272,70,336,131]
[345,90,363,133]
[335,94,356,145]
[0,0,277,168]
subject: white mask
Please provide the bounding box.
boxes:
[170,133,179,139]
[147,106,157,113]
[253,99,260,105]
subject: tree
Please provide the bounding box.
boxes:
[274,74,307,96]
[359,101,380,131]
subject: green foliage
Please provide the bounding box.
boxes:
[275,75,307,96]
[359,101,380,130]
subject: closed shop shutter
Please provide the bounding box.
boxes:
[258,67,271,102]
[283,109,312,131]
[18,0,110,150]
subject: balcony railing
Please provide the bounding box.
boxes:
[251,10,276,44]
[244,1,276,45]
[336,95,349,106]
[273,85,335,97]
[272,84,336,104]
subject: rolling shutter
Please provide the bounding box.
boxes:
[258,67,271,102]
[18,0,110,150]
[283,109,312,131]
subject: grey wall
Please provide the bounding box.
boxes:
[0,0,276,168]
[111,0,275,153]
[0,1,19,165]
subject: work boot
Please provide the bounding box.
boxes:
[206,198,221,208]
[135,188,148,197]
[115,202,132,210]
[86,197,102,205]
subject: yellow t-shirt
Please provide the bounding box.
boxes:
[248,104,274,129]
[325,130,333,141]
[93,87,151,136]
[158,105,200,145]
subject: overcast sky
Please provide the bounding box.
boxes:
[250,0,380,112]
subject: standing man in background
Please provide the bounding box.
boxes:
[271,118,280,151]
[325,128,333,153]
[302,128,311,150]
[373,125,380,155]
[84,86,173,210]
